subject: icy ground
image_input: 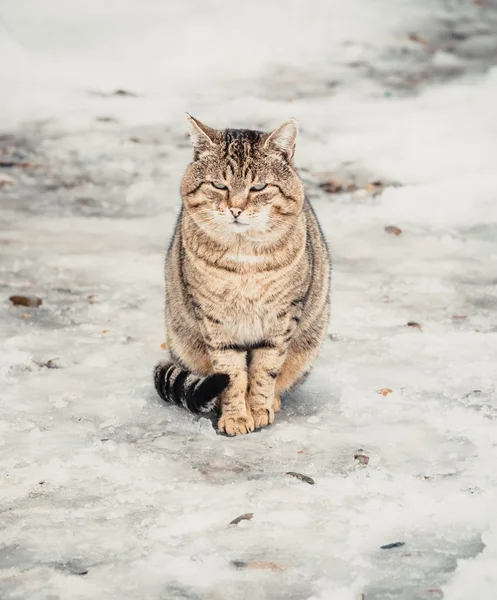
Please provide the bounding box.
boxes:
[1,1,497,598]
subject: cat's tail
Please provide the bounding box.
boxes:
[153,362,230,414]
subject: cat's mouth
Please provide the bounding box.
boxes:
[230,221,250,229]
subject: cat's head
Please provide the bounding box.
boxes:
[180,115,305,243]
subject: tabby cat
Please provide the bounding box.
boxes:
[154,115,330,435]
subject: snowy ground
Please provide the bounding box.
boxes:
[1,1,497,599]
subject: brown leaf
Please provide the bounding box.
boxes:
[101,329,110,334]
[354,454,370,465]
[408,33,436,51]
[0,160,35,168]
[385,225,402,236]
[426,590,443,598]
[286,471,315,485]
[9,295,42,307]
[319,179,357,194]
[364,181,385,196]
[452,315,467,320]
[229,513,254,526]
[378,388,393,396]
[160,342,168,350]
[20,313,31,319]
[407,321,422,329]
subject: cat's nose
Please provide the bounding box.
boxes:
[229,207,242,219]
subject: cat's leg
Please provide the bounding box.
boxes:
[210,348,254,436]
[275,343,318,395]
[247,344,289,429]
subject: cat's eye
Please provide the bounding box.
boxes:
[211,182,228,190]
[250,183,268,192]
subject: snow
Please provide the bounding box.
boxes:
[1,1,497,598]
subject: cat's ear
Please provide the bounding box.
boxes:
[265,118,298,160]
[185,113,218,156]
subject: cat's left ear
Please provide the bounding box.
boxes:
[185,113,218,157]
[265,118,298,161]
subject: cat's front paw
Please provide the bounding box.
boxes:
[218,412,255,436]
[252,407,275,429]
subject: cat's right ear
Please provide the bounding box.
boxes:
[185,113,218,157]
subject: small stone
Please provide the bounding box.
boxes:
[407,321,422,329]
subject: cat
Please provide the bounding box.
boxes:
[154,114,330,435]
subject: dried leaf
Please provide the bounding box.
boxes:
[452,315,467,320]
[407,33,435,51]
[426,590,443,598]
[378,388,393,396]
[20,313,31,319]
[407,321,422,329]
[354,454,370,465]
[229,513,254,526]
[114,89,137,97]
[160,342,169,350]
[0,160,35,168]
[364,181,385,196]
[232,560,285,572]
[101,329,110,334]
[319,179,357,194]
[9,295,42,307]
[384,225,402,236]
[286,471,315,485]
[380,541,405,550]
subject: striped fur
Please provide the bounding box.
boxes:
[154,363,229,414]
[154,115,331,435]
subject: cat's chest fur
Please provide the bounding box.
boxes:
[219,274,275,344]
[189,260,290,345]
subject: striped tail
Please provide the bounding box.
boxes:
[153,362,230,414]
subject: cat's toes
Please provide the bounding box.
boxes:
[218,412,255,436]
[252,407,275,429]
[273,395,281,412]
